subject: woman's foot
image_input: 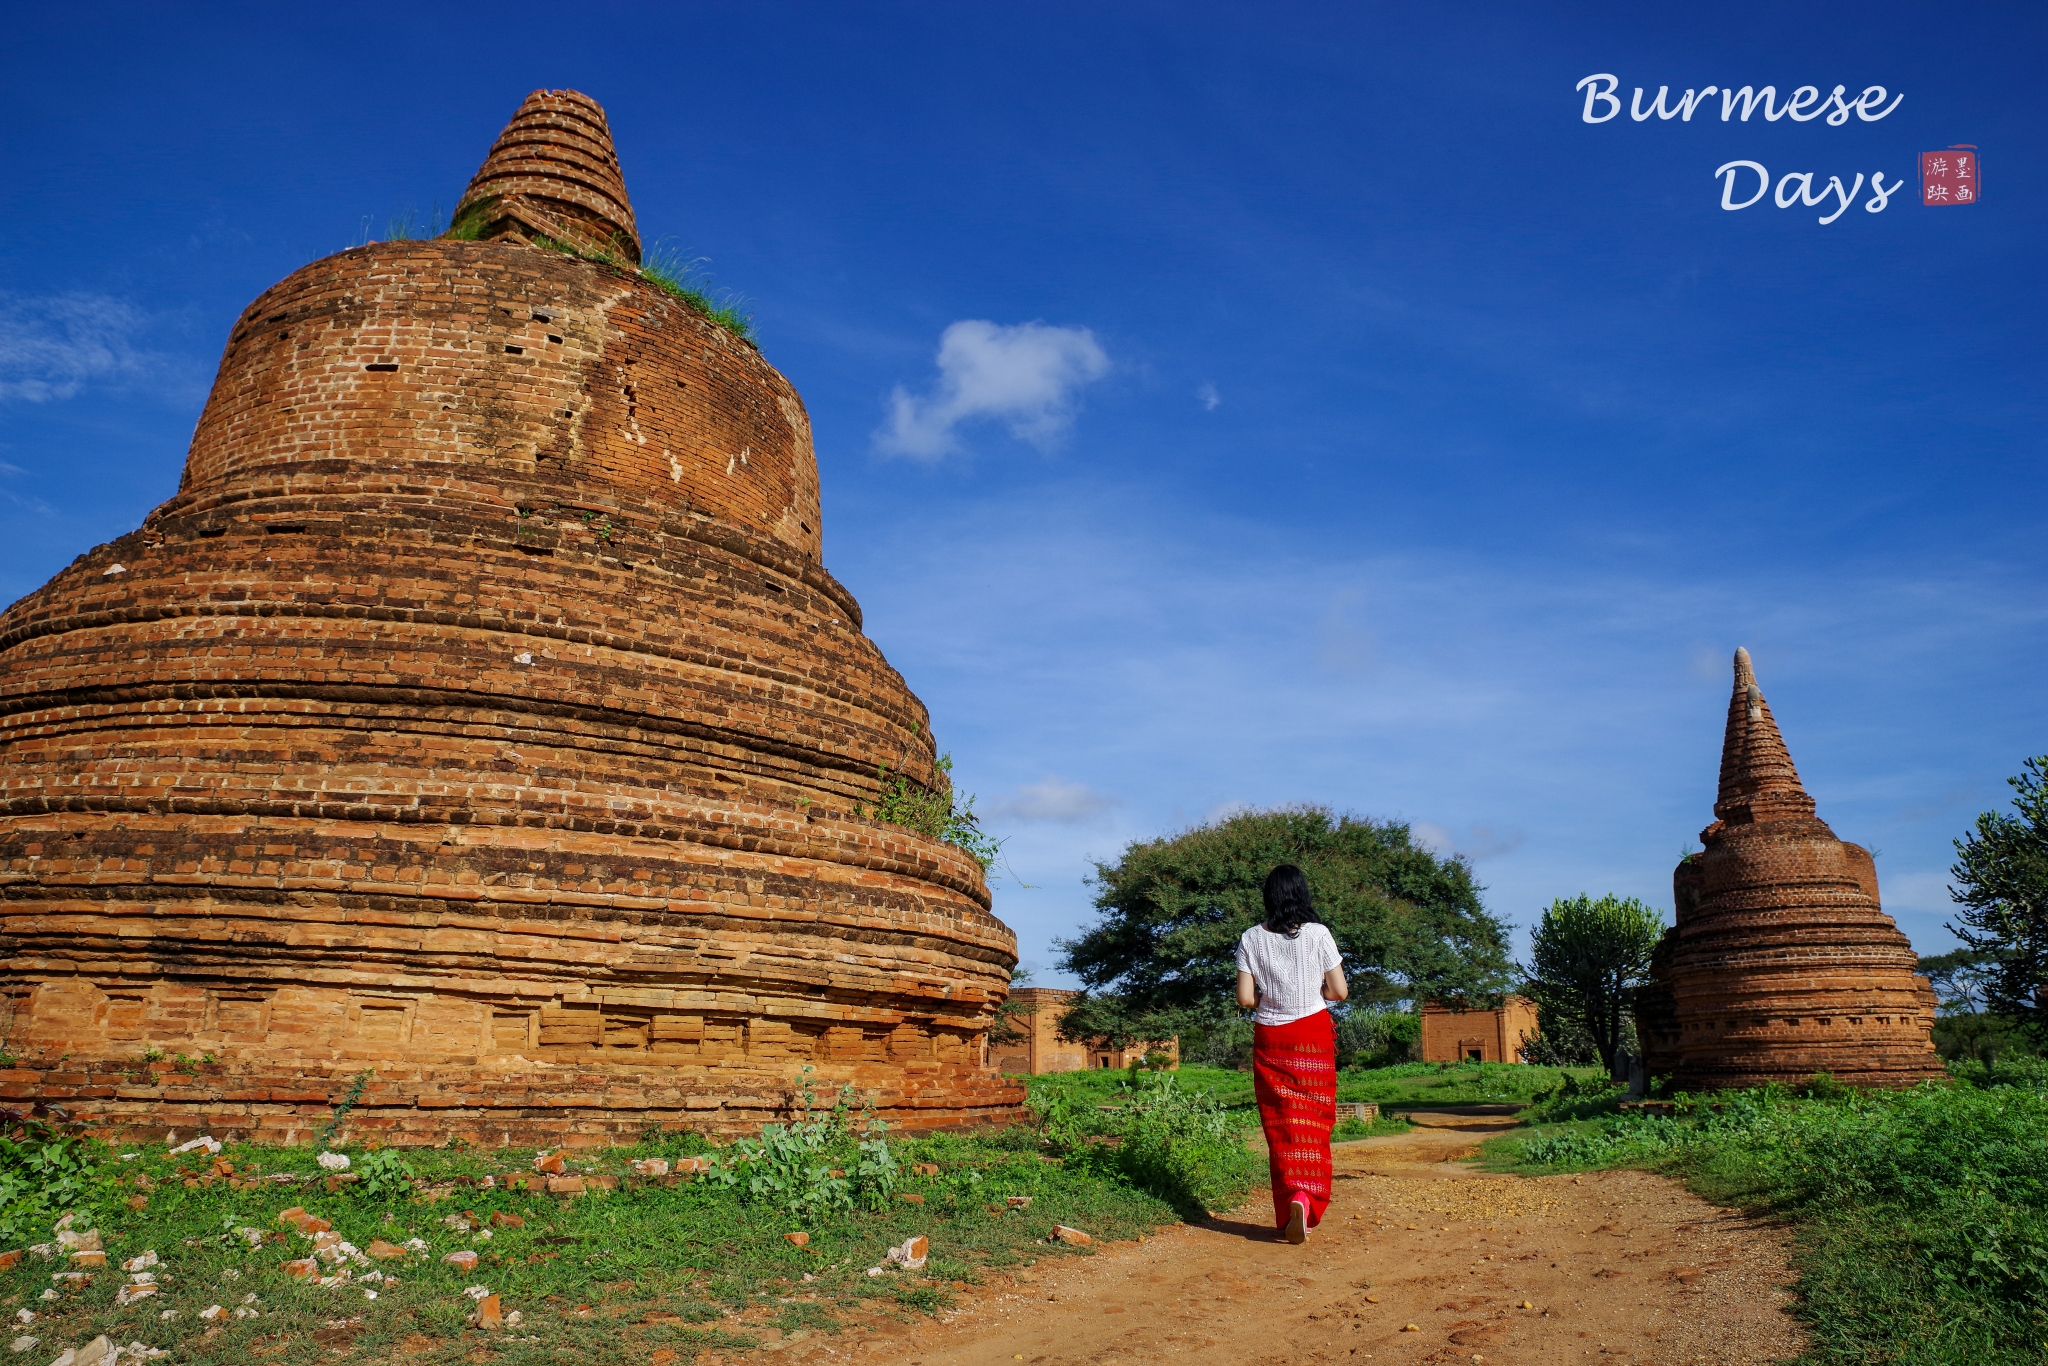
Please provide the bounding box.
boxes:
[1284,1199,1308,1245]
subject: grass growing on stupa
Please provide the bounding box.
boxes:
[1484,1057,2048,1366]
[0,1123,1179,1366]
[636,244,756,342]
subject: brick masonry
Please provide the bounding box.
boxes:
[988,988,1179,1075]
[0,90,1024,1144]
[1418,996,1539,1064]
[1639,649,1944,1090]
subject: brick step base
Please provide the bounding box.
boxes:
[2,1060,1026,1147]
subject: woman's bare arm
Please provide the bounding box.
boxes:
[1236,970,1259,1009]
[1321,966,1349,1002]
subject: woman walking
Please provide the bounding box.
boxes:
[1236,863,1347,1244]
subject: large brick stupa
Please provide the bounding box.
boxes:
[1638,649,1943,1090]
[0,90,1022,1143]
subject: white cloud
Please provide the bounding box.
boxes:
[1197,382,1221,411]
[843,483,2048,974]
[984,775,1118,825]
[876,320,1110,459]
[0,294,180,404]
[1410,821,1456,855]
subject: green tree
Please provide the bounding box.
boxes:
[1916,947,1996,1016]
[1055,805,1514,1044]
[1947,756,2048,1039]
[987,967,1035,1049]
[1524,894,1666,1075]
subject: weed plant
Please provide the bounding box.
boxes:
[424,198,758,344]
[1027,1069,1259,1220]
[1495,1060,2048,1365]
[0,1118,1180,1366]
[859,754,1001,872]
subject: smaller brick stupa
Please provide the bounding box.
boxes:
[1642,649,1943,1090]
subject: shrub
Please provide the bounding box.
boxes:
[1517,1070,1625,1124]
[1335,1006,1419,1069]
[352,1147,417,1202]
[0,1106,101,1245]
[1038,1070,1258,1218]
[859,754,1000,871]
[699,1078,899,1218]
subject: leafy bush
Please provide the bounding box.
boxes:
[0,1106,102,1245]
[1188,1016,1255,1070]
[699,1080,899,1218]
[1035,1070,1258,1218]
[860,754,1001,871]
[1517,1070,1626,1124]
[352,1148,417,1202]
[1334,1006,1419,1069]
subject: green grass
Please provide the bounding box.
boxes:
[1336,1060,1607,1108]
[0,1127,1178,1366]
[1485,1057,2048,1366]
[635,244,755,342]
[1020,1060,1603,1115]
[1013,1064,1249,1105]
[1332,1113,1412,1141]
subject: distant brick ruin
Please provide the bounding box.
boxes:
[988,988,1180,1075]
[0,90,1022,1145]
[1418,996,1538,1065]
[1636,649,1943,1090]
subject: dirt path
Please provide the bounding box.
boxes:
[790,1113,1805,1366]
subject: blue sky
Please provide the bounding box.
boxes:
[3,3,2043,983]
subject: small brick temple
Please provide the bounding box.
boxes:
[1418,996,1539,1064]
[989,988,1180,1074]
[0,90,1022,1143]
[1636,649,1944,1089]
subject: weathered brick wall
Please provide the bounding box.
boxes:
[1658,650,1943,1090]
[0,91,1023,1142]
[1418,997,1539,1064]
[178,238,822,558]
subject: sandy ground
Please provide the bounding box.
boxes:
[781,1112,1806,1366]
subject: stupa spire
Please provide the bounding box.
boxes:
[452,89,641,263]
[1713,647,1816,825]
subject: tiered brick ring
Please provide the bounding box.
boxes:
[1637,648,1944,1090]
[0,90,1022,1144]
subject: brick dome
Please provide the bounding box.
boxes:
[0,92,1021,1144]
[1646,650,1944,1090]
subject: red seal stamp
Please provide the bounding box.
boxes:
[1921,146,1980,205]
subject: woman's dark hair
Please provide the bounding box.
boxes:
[1261,864,1321,938]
